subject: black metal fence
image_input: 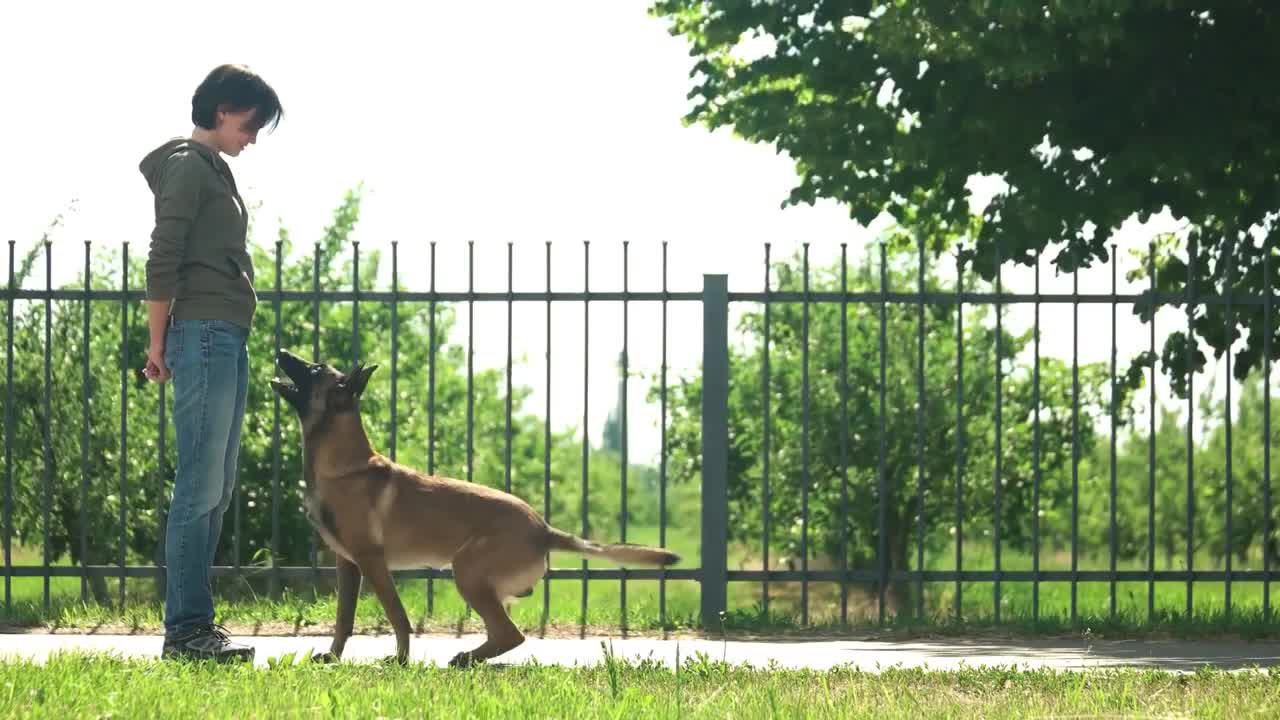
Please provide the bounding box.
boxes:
[2,237,1275,630]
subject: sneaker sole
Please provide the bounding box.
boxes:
[161,648,255,663]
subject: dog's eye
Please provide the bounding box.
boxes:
[311,367,320,375]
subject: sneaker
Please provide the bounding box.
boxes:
[162,623,255,663]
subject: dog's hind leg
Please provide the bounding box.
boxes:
[448,539,540,668]
[314,557,362,663]
[354,551,413,665]
[449,580,524,668]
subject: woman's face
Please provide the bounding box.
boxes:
[213,107,260,157]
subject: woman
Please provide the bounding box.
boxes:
[141,63,282,662]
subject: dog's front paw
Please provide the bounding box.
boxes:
[311,650,340,664]
[448,651,483,669]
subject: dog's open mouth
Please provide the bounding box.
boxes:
[270,378,299,398]
[272,350,315,409]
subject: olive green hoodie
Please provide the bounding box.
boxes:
[140,138,256,330]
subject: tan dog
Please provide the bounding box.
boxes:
[269,349,680,667]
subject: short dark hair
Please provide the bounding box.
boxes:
[191,64,283,132]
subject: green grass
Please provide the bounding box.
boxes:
[1,651,1277,719]
[924,543,1280,622]
[5,528,1280,641]
[721,543,1280,639]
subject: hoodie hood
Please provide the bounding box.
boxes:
[139,138,225,194]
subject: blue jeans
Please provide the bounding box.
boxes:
[161,319,249,639]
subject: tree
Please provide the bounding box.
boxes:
[1091,373,1279,571]
[2,225,165,606]
[656,247,1114,614]
[1098,404,1194,571]
[1194,374,1280,566]
[601,352,627,456]
[650,0,1280,398]
[1,188,647,604]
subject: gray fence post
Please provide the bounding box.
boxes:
[700,273,729,629]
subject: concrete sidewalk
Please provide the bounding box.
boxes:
[2,632,1279,672]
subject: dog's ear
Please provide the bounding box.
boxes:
[344,363,378,398]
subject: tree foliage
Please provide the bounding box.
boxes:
[650,0,1280,397]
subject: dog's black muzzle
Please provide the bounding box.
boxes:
[270,350,313,410]
[275,349,311,384]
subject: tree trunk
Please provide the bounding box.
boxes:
[87,570,112,608]
[59,494,114,608]
[886,528,914,619]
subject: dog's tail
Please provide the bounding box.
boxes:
[544,527,680,567]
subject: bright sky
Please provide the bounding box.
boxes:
[1,1,1240,467]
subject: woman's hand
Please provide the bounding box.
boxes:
[144,301,172,383]
[144,342,170,383]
